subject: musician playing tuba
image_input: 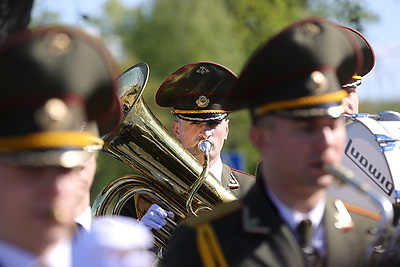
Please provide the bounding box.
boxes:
[120,62,255,230]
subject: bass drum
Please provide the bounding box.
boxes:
[328,110,400,212]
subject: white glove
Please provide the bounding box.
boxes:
[139,204,174,230]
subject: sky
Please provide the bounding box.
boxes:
[31,0,400,103]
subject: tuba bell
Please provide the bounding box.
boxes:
[92,63,236,252]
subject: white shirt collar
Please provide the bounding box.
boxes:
[266,186,325,231]
[209,157,223,182]
[74,206,92,232]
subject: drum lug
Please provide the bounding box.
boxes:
[374,134,399,152]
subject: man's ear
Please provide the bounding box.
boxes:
[172,120,180,139]
[224,119,229,140]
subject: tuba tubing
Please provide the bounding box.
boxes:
[92,63,236,252]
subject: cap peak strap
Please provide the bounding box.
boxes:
[172,109,229,115]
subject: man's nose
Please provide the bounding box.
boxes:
[39,168,71,196]
[316,126,335,149]
[199,125,213,139]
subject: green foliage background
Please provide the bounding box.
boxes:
[32,0,396,203]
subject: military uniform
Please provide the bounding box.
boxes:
[222,164,254,198]
[161,177,378,267]
[161,17,385,267]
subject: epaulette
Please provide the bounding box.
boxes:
[343,201,381,220]
[230,168,255,178]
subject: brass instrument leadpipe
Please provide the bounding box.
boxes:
[186,139,214,216]
[324,164,393,262]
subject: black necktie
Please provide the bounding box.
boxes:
[296,219,323,267]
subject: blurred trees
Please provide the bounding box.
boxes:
[31,0,383,201]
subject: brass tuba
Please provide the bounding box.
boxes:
[92,63,236,252]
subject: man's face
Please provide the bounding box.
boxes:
[342,87,359,115]
[251,116,346,194]
[172,118,229,165]
[0,156,96,253]
[72,155,97,217]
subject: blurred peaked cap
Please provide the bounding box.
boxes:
[0,25,122,136]
[156,61,237,122]
[340,25,375,77]
[340,25,375,89]
[0,25,122,167]
[223,17,364,119]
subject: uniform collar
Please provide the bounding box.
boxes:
[241,177,281,234]
[266,186,326,235]
[241,176,355,235]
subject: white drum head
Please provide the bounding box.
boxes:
[329,111,400,212]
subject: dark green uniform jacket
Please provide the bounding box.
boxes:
[221,164,255,199]
[161,176,380,267]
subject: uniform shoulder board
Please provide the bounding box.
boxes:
[230,168,255,178]
[343,201,381,220]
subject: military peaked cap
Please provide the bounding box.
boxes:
[223,17,364,119]
[0,25,122,167]
[156,62,237,122]
[340,25,375,89]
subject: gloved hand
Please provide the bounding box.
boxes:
[139,204,174,230]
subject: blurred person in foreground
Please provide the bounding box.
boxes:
[122,62,255,231]
[161,17,381,267]
[0,25,138,266]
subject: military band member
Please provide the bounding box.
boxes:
[0,25,123,266]
[161,18,380,267]
[123,62,255,230]
[156,62,255,197]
